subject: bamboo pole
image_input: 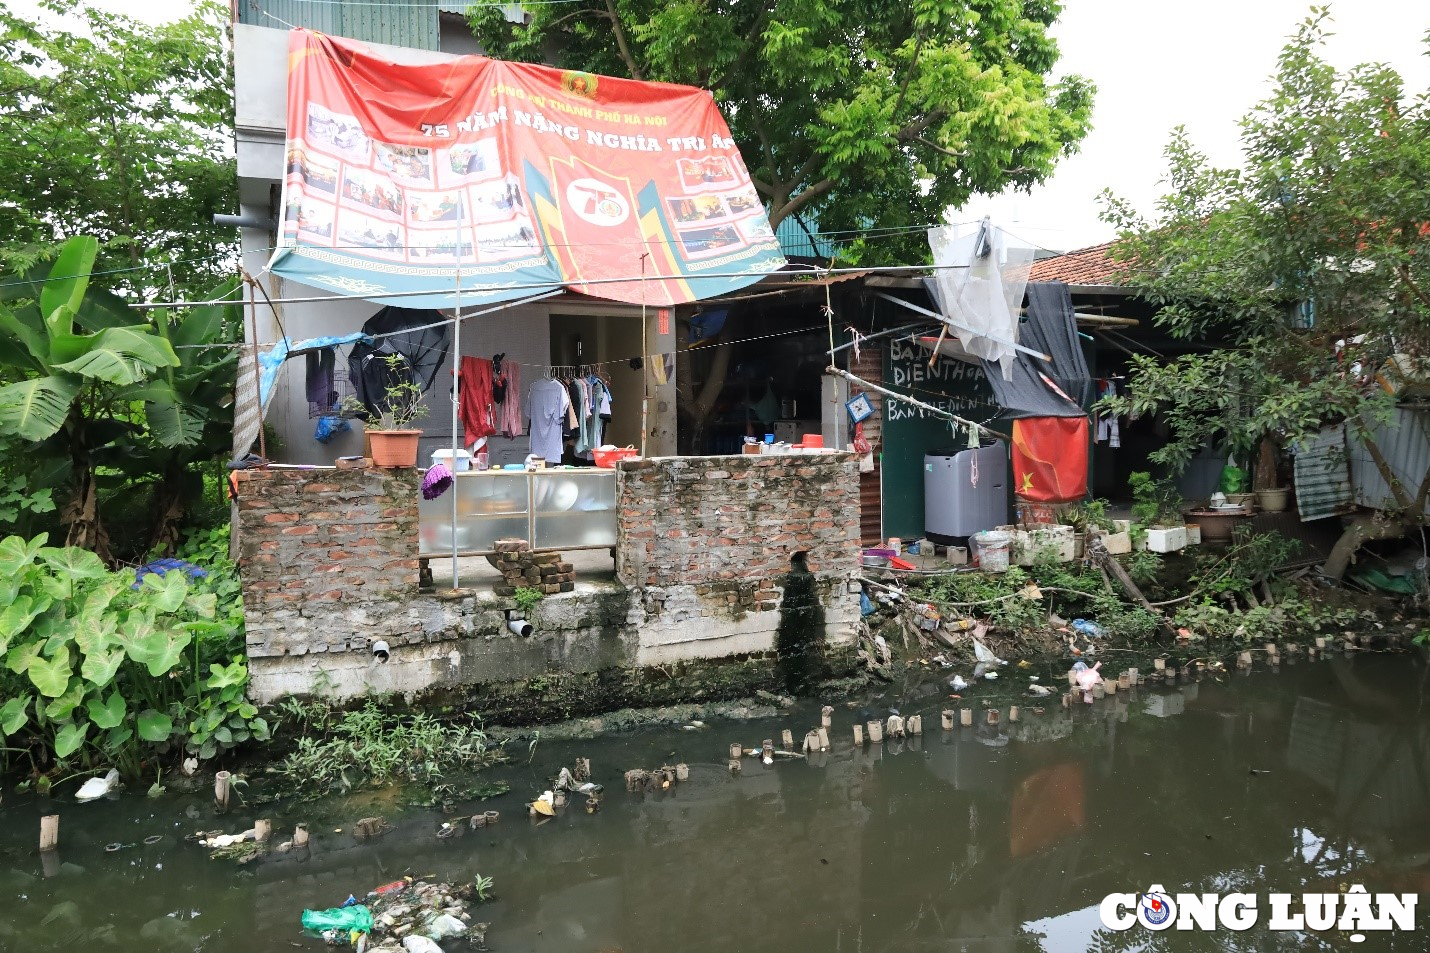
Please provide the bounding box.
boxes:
[254,819,272,843]
[293,823,309,847]
[39,815,59,852]
[214,771,232,813]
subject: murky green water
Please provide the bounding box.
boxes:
[2,652,1427,952]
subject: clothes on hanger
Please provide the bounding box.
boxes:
[305,347,337,411]
[458,356,496,447]
[495,359,523,437]
[1093,378,1122,448]
[525,373,571,462]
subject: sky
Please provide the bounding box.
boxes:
[12,0,1430,255]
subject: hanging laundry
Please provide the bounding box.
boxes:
[525,376,571,463]
[305,347,337,412]
[458,356,496,448]
[1093,379,1121,447]
[495,359,523,437]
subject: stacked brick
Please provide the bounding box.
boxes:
[486,538,575,596]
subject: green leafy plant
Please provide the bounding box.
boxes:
[512,586,544,614]
[1123,549,1164,587]
[1060,498,1115,534]
[273,699,504,800]
[1128,471,1183,528]
[0,532,262,780]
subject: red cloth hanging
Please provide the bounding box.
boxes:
[458,356,496,447]
[1011,416,1089,502]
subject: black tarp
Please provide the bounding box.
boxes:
[347,306,451,420]
[977,281,1091,419]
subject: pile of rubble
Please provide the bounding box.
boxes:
[486,538,575,596]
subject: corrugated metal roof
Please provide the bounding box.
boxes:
[1346,405,1430,512]
[776,212,834,260]
[237,0,439,50]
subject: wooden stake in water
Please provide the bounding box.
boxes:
[39,815,59,852]
[293,823,310,848]
[781,729,794,750]
[986,709,1000,726]
[907,714,922,735]
[820,705,833,728]
[254,819,272,843]
[941,710,955,730]
[214,771,232,813]
[866,720,884,743]
[960,708,973,727]
[1008,706,1020,723]
[729,742,744,761]
[853,723,864,746]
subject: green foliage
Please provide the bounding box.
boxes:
[512,586,545,614]
[273,700,505,800]
[468,0,1094,264]
[1128,471,1183,527]
[0,0,235,296]
[0,532,257,780]
[1099,11,1430,486]
[1060,498,1114,534]
[1122,549,1163,588]
[1186,527,1301,600]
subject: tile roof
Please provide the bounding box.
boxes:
[1028,241,1127,286]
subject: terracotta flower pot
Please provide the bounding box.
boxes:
[368,430,422,467]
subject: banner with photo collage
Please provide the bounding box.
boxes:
[269,29,787,308]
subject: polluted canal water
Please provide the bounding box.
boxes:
[1,651,1427,951]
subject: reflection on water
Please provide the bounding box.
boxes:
[1,654,1426,952]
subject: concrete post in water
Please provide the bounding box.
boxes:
[1066,668,1079,686]
[1105,677,1117,696]
[1264,642,1277,658]
[1092,681,1105,699]
[820,705,833,729]
[293,823,309,848]
[803,730,821,753]
[866,720,884,743]
[885,715,904,739]
[254,819,272,843]
[853,723,864,745]
[729,742,744,761]
[1315,636,1326,650]
[986,709,1000,726]
[960,708,973,727]
[728,759,741,775]
[1118,671,1131,690]
[781,729,794,750]
[1008,706,1020,722]
[1238,651,1253,668]
[675,763,690,782]
[214,771,232,813]
[1154,657,1166,671]
[39,815,59,852]
[761,739,775,764]
[941,710,955,730]
[907,714,922,735]
[1062,691,1072,708]
[816,727,830,751]
[1128,667,1139,686]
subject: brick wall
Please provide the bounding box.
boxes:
[234,467,421,658]
[615,453,861,588]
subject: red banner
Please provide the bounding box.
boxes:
[270,30,785,308]
[1012,416,1089,503]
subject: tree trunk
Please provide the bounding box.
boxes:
[148,467,188,556]
[1320,513,1409,583]
[60,416,111,562]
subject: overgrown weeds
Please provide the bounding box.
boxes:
[272,699,506,801]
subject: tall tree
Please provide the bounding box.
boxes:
[468,0,1093,263]
[0,0,235,298]
[1100,10,1430,580]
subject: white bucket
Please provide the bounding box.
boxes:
[430,448,472,472]
[972,531,1012,573]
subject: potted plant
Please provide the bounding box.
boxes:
[1253,438,1290,512]
[1129,471,1187,553]
[1062,498,1116,558]
[348,354,428,468]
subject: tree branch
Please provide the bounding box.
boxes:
[1360,425,1415,511]
[770,177,835,228]
[1397,264,1430,312]
[916,135,964,159]
[888,34,924,125]
[601,0,643,80]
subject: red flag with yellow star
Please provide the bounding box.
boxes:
[1012,417,1088,502]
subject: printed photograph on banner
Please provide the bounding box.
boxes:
[676,156,737,191]
[407,227,472,262]
[373,142,433,183]
[736,217,774,243]
[342,168,404,217]
[293,198,335,239]
[667,195,728,224]
[468,176,527,222]
[408,190,465,224]
[678,224,742,259]
[444,140,501,183]
[337,209,407,259]
[305,103,368,162]
[724,186,760,215]
[474,218,540,261]
[286,148,339,194]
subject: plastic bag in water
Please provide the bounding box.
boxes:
[302,905,374,934]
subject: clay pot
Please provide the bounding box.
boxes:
[369,430,422,467]
[1256,487,1290,512]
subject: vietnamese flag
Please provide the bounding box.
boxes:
[1012,417,1089,502]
